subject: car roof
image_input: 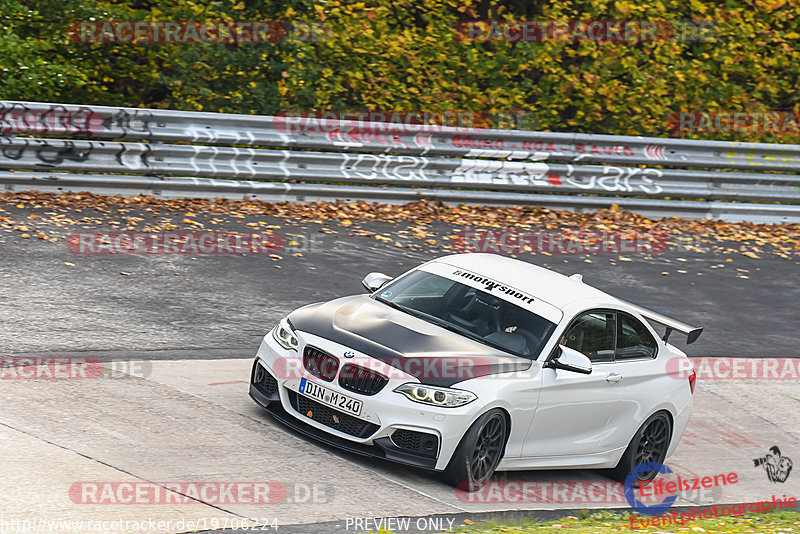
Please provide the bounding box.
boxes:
[433,253,621,311]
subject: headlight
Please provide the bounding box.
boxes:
[394,383,477,408]
[272,319,298,351]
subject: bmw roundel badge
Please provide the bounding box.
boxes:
[344,351,355,358]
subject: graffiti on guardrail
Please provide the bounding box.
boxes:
[560,166,663,193]
[0,137,160,170]
[0,106,103,135]
[452,136,641,161]
[450,160,549,185]
[107,108,155,137]
[0,138,668,196]
[450,160,663,193]
[273,118,646,162]
[1,101,799,221]
[338,153,434,181]
[0,138,97,167]
[183,126,257,144]
[0,102,155,138]
[0,137,25,160]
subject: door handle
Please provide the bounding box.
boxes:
[606,373,623,383]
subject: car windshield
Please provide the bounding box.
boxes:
[373,270,556,359]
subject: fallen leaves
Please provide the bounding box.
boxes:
[0,191,797,260]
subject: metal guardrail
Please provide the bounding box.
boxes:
[1,101,799,223]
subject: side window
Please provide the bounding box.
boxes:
[616,313,657,360]
[560,312,616,363]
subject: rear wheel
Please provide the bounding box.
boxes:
[609,411,672,483]
[441,409,507,491]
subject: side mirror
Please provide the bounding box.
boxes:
[362,272,393,292]
[547,345,593,375]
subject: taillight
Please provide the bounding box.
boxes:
[688,369,697,394]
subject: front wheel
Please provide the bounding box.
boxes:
[441,409,507,491]
[609,411,672,483]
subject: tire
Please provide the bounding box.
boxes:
[609,411,672,483]
[441,409,507,491]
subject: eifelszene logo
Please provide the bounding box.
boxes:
[754,446,793,483]
[624,463,736,516]
[624,463,677,516]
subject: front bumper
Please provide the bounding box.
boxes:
[250,373,438,469]
[249,331,484,471]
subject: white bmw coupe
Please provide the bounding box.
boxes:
[250,254,700,489]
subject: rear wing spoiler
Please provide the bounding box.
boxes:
[622,300,703,344]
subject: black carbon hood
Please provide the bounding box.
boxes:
[287,295,532,387]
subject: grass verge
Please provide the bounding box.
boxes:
[448,509,800,533]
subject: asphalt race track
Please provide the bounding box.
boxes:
[1,205,799,534]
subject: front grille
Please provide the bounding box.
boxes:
[252,362,278,396]
[391,429,439,458]
[338,364,388,396]
[289,391,379,438]
[303,346,339,382]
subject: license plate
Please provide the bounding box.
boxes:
[299,378,363,417]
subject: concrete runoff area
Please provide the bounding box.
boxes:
[0,358,797,533]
